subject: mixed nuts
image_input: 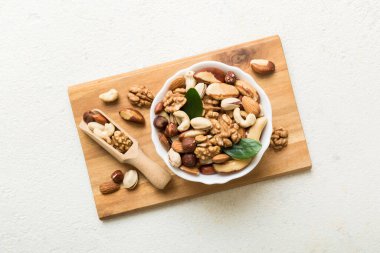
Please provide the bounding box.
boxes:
[83,110,133,153]
[154,67,268,175]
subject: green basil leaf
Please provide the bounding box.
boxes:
[182,88,203,119]
[223,138,262,160]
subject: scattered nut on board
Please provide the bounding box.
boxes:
[99,88,119,103]
[250,59,275,74]
[119,108,145,124]
[111,170,124,184]
[99,181,120,195]
[127,86,154,107]
[123,170,138,190]
[270,127,289,151]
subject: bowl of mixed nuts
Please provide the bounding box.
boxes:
[150,61,272,184]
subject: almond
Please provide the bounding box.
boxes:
[154,101,164,114]
[180,165,200,175]
[194,67,225,83]
[119,108,145,124]
[122,170,139,190]
[158,132,171,150]
[206,83,239,100]
[169,76,186,90]
[234,80,260,102]
[99,181,120,194]
[242,96,261,117]
[171,140,185,153]
[212,154,230,164]
[250,59,275,74]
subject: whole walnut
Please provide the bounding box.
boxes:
[127,86,154,107]
[209,114,241,148]
[163,90,187,113]
[270,127,288,151]
[111,131,133,153]
[194,145,221,161]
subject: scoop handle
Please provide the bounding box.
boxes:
[127,148,172,190]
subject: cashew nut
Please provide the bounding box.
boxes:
[247,117,267,141]
[87,122,104,132]
[93,123,115,144]
[168,148,181,168]
[173,110,190,132]
[233,108,256,128]
[184,71,196,91]
[99,88,118,102]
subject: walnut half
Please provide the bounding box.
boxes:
[163,89,187,113]
[127,86,154,107]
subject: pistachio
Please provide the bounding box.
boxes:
[221,97,241,110]
[122,170,138,190]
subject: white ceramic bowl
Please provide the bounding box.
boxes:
[150,61,272,185]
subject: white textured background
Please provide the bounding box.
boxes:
[1,0,380,252]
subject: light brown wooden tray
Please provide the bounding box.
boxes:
[68,35,311,219]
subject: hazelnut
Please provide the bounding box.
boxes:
[225,71,237,84]
[158,132,171,150]
[92,113,108,125]
[154,101,164,114]
[153,115,168,130]
[164,123,178,137]
[83,111,95,123]
[181,137,196,153]
[199,164,216,175]
[181,153,197,167]
[111,170,124,184]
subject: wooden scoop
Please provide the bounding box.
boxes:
[79,109,171,190]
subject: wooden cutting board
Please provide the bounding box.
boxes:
[68,35,311,219]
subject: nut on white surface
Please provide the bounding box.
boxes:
[122,170,138,189]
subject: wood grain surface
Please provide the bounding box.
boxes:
[68,35,311,219]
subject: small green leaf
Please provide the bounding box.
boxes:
[223,138,262,160]
[182,88,203,119]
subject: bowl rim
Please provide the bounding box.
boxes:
[150,61,272,185]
